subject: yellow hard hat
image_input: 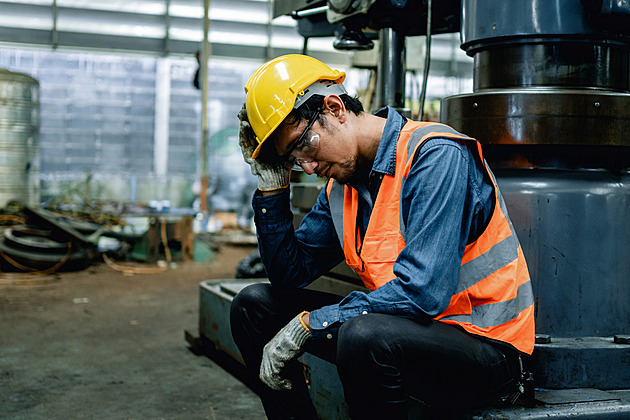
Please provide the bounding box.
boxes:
[245,54,345,159]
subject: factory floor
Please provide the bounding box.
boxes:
[0,244,266,420]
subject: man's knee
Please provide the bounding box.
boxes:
[230,283,270,317]
[229,283,275,340]
[337,314,398,368]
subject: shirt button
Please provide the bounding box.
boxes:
[326,334,333,340]
[322,321,328,327]
[261,208,267,213]
[362,311,368,315]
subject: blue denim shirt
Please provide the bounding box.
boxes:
[252,107,493,340]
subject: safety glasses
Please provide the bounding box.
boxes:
[283,109,321,170]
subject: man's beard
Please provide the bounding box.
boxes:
[332,157,362,185]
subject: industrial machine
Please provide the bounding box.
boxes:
[194,0,630,418]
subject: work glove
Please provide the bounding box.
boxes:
[260,314,311,391]
[238,105,291,192]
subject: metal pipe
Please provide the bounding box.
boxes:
[154,58,171,177]
[375,28,406,112]
[52,0,58,49]
[302,37,309,55]
[292,6,328,18]
[418,0,432,120]
[266,0,274,60]
[164,0,171,55]
[200,0,211,211]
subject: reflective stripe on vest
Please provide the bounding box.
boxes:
[325,120,535,354]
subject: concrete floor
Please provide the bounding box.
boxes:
[0,245,266,420]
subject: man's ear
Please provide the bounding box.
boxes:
[323,94,347,123]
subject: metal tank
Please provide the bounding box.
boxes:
[0,69,40,208]
[441,0,630,389]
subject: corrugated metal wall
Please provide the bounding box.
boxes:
[0,47,260,209]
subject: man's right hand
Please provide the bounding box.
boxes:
[238,105,291,192]
[260,313,311,390]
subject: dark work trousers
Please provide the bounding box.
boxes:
[230,283,523,420]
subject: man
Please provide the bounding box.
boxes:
[230,54,535,419]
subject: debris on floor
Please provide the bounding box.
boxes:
[0,204,98,274]
[0,202,257,276]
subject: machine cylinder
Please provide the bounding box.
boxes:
[441,0,630,389]
[460,0,630,55]
[496,169,630,338]
[473,43,630,93]
[0,69,40,208]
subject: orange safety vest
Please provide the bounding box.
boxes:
[325,121,535,354]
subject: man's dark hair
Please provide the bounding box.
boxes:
[257,93,364,163]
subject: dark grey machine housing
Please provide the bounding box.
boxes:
[441,0,630,391]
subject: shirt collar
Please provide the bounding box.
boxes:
[372,106,407,177]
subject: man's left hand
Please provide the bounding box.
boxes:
[260,314,311,391]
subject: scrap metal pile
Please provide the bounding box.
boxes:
[0,202,144,275]
[0,205,97,274]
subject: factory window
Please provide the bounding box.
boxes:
[0,46,263,209]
